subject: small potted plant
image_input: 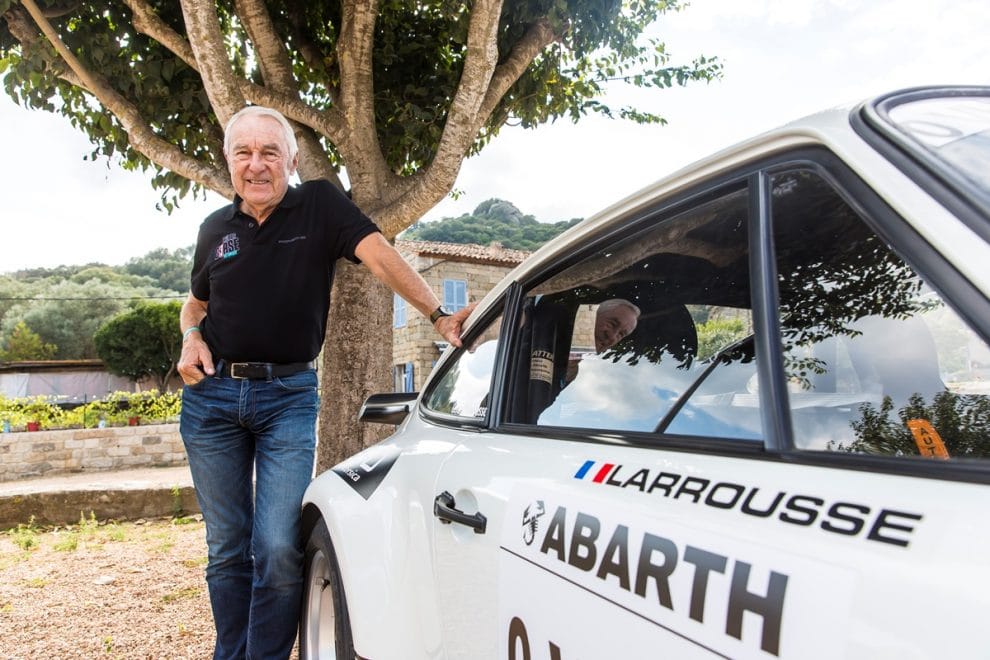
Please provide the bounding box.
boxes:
[20,396,59,431]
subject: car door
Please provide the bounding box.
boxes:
[425,153,990,659]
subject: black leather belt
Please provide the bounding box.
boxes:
[218,360,315,379]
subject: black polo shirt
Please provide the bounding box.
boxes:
[190,179,380,364]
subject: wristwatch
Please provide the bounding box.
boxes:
[430,306,452,324]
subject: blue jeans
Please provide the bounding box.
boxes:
[180,369,318,660]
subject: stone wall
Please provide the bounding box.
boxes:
[0,423,186,482]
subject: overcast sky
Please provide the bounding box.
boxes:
[2,0,987,272]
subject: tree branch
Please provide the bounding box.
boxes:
[288,12,334,94]
[335,0,391,198]
[374,18,557,235]
[121,0,198,70]
[17,0,233,198]
[479,19,556,125]
[233,0,337,184]
[178,0,245,126]
[3,5,86,89]
[433,0,504,163]
[121,0,345,151]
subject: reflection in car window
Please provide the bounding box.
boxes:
[665,317,760,439]
[887,96,990,197]
[423,315,502,420]
[772,169,990,461]
[507,187,762,440]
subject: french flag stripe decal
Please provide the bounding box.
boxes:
[574,460,595,479]
[593,463,614,483]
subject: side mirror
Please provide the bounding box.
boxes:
[359,392,418,425]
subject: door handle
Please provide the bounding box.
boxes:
[434,491,487,534]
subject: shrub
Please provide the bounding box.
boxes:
[0,390,181,431]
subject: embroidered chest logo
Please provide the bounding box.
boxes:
[215,233,240,260]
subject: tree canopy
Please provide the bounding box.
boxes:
[94,300,182,389]
[124,246,195,292]
[0,319,56,360]
[0,249,186,359]
[0,0,721,466]
[0,0,720,226]
[401,198,580,250]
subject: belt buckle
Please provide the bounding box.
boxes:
[229,362,253,379]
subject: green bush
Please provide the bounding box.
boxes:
[0,390,181,431]
[696,317,749,360]
[0,395,65,431]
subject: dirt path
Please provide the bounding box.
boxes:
[0,515,214,658]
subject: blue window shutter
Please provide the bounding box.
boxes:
[443,279,467,312]
[404,362,414,392]
[393,293,406,328]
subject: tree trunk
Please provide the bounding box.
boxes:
[316,260,393,472]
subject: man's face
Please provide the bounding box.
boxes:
[226,114,297,218]
[594,305,638,353]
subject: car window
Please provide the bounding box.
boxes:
[663,307,760,439]
[423,314,503,420]
[886,94,990,198]
[771,168,990,461]
[505,187,762,439]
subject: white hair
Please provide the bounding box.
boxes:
[223,106,299,160]
[598,298,641,319]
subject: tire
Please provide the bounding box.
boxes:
[300,517,355,660]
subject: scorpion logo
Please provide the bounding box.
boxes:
[521,500,546,546]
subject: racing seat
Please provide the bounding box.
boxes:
[506,298,574,424]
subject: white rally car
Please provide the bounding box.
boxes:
[301,86,990,659]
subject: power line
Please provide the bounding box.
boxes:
[0,294,186,301]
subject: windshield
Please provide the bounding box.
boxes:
[886,94,990,198]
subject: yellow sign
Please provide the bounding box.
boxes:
[907,419,950,459]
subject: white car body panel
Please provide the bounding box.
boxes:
[432,431,990,658]
[303,87,990,659]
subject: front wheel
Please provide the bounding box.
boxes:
[300,517,355,659]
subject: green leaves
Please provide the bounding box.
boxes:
[94,300,182,389]
[0,0,721,200]
[401,198,580,250]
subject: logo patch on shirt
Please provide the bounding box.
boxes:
[215,233,240,260]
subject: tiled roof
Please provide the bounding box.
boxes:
[0,359,106,372]
[396,240,530,266]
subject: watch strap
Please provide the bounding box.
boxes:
[430,306,451,324]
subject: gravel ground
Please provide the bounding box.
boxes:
[0,515,215,658]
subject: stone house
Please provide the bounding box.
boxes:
[392,240,529,392]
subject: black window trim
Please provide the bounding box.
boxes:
[418,295,512,430]
[852,85,990,243]
[750,169,792,453]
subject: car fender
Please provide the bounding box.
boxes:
[302,435,455,659]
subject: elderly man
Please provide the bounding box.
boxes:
[177,105,470,659]
[593,298,641,353]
